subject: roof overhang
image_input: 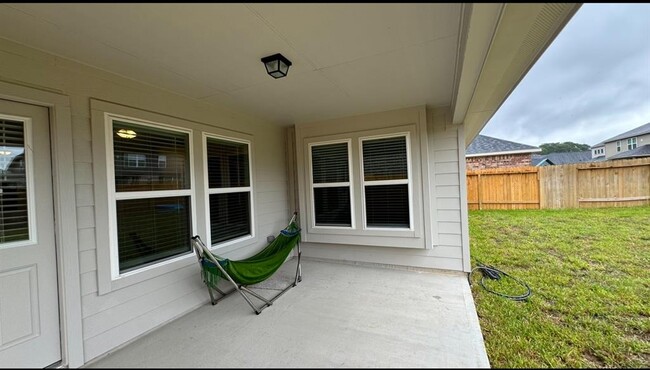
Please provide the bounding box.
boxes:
[451,3,582,147]
[466,148,542,158]
[0,4,581,131]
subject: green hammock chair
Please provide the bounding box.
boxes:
[191,213,302,315]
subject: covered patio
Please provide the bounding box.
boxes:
[85,258,489,368]
[0,3,580,368]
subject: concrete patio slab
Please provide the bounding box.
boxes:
[85,258,489,368]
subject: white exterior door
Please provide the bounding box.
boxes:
[0,99,60,367]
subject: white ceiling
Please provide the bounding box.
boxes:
[0,3,461,125]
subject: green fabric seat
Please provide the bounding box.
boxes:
[191,215,302,314]
[200,221,301,287]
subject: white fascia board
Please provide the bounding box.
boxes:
[465,148,542,158]
[460,3,582,146]
[451,3,504,125]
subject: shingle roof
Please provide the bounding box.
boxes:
[531,151,593,166]
[466,135,540,156]
[608,144,650,160]
[592,122,650,147]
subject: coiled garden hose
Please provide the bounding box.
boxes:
[468,260,532,301]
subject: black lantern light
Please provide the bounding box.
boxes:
[261,53,292,79]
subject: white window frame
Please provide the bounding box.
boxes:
[105,113,197,281]
[359,132,413,231]
[202,133,255,249]
[616,141,622,152]
[627,137,637,150]
[308,139,355,230]
[125,153,147,168]
[0,113,37,249]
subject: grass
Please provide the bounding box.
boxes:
[468,206,650,368]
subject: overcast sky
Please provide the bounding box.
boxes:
[481,3,650,147]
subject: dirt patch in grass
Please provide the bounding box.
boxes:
[583,351,607,367]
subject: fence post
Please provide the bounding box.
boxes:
[477,173,482,210]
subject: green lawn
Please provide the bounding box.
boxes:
[469,206,650,368]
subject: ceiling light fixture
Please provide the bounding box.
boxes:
[116,129,137,139]
[261,53,292,79]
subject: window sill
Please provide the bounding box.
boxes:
[302,231,425,249]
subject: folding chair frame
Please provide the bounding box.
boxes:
[191,213,302,315]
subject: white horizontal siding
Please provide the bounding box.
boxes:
[429,109,465,263]
[438,233,462,246]
[436,185,460,198]
[78,250,97,274]
[434,161,459,174]
[76,206,95,229]
[436,173,460,186]
[437,197,460,210]
[438,210,461,222]
[434,149,459,162]
[83,288,207,362]
[77,228,96,252]
[72,139,93,163]
[82,273,202,339]
[302,244,464,272]
[80,271,97,296]
[75,185,94,207]
[439,222,462,235]
[0,37,290,365]
[74,163,94,185]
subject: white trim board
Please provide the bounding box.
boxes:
[0,81,84,368]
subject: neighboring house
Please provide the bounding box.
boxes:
[608,144,650,160]
[590,122,650,159]
[465,134,541,170]
[0,3,580,368]
[531,151,593,166]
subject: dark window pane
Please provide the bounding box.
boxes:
[363,136,407,181]
[113,121,189,192]
[314,187,351,227]
[0,119,28,243]
[365,184,409,228]
[210,192,251,244]
[312,143,349,183]
[117,196,191,272]
[207,138,249,188]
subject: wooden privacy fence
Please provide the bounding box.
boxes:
[467,157,650,210]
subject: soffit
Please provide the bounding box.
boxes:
[0,3,461,125]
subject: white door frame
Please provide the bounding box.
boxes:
[0,81,84,367]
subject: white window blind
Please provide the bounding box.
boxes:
[311,142,352,227]
[206,136,252,245]
[361,135,410,229]
[0,119,29,243]
[111,120,192,273]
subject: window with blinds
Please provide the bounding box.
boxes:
[311,142,352,227]
[206,136,252,245]
[361,135,410,228]
[0,119,29,244]
[111,119,192,273]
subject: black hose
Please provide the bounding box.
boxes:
[468,259,532,301]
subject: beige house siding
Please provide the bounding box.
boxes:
[604,133,650,158]
[0,38,289,363]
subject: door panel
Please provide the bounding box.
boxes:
[0,99,60,368]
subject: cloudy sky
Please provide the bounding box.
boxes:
[481,3,650,147]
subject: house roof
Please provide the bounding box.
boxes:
[608,144,650,160]
[592,122,650,147]
[466,135,541,157]
[531,151,592,166]
[0,3,580,137]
